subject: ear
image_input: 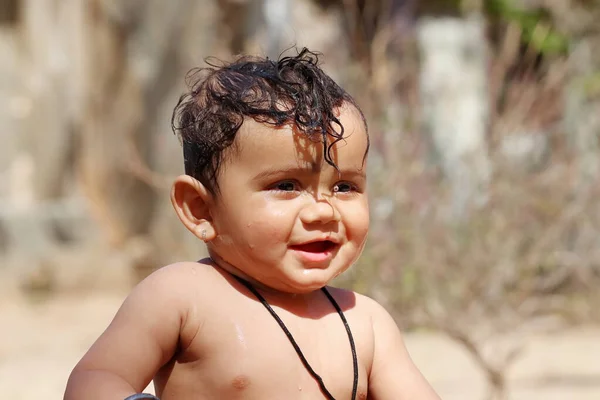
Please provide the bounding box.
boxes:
[170,175,217,242]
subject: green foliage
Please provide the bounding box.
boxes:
[485,0,570,55]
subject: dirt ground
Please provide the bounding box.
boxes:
[1,289,600,400]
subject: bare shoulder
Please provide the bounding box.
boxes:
[324,288,440,399]
[129,260,227,328]
[324,286,389,323]
[68,261,220,393]
[124,261,208,313]
[137,259,225,301]
[88,260,214,345]
[144,259,216,284]
[340,292,441,400]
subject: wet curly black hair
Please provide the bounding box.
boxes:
[171,47,368,195]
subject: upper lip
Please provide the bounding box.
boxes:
[291,237,340,246]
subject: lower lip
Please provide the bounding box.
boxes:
[290,247,336,264]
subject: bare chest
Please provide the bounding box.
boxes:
[155,297,371,400]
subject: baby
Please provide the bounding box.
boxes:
[64,48,441,400]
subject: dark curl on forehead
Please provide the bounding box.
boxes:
[171,47,368,195]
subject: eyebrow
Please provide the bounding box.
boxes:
[252,165,367,182]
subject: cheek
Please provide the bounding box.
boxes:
[241,203,295,245]
[344,205,370,243]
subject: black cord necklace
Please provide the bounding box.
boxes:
[233,275,358,400]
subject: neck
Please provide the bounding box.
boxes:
[205,249,311,300]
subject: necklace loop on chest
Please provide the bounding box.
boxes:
[233,275,358,400]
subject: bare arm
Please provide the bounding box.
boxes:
[64,265,196,400]
[367,299,441,400]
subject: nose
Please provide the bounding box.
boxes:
[299,200,341,225]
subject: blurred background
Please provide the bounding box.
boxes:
[1,0,600,399]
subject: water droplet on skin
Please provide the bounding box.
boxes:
[234,323,247,349]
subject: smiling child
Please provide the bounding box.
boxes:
[64,48,441,400]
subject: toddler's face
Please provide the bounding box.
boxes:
[208,105,369,293]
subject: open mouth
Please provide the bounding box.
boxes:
[290,240,338,253]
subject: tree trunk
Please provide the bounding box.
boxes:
[417,15,491,220]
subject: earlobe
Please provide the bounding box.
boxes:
[170,175,217,241]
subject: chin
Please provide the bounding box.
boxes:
[285,266,347,293]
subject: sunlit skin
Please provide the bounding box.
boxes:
[64,105,441,400]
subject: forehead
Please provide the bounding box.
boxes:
[230,105,368,170]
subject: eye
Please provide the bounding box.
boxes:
[272,181,299,192]
[333,182,357,193]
